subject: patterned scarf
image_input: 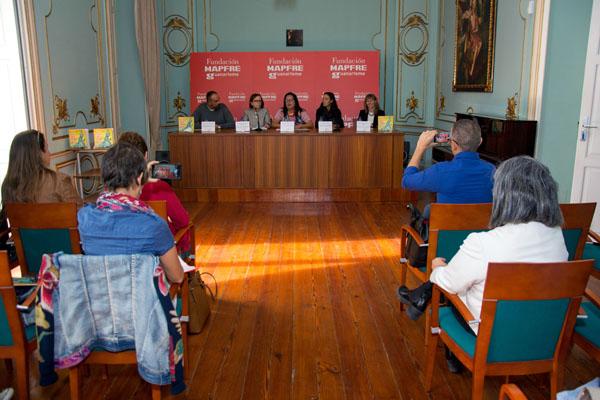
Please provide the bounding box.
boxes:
[96,191,154,214]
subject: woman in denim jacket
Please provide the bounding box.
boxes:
[77,142,184,284]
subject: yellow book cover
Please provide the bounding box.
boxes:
[68,129,89,148]
[93,128,115,149]
[178,117,194,132]
[378,116,394,133]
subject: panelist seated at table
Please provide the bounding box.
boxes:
[241,93,272,131]
[272,92,314,130]
[193,90,235,129]
[357,93,385,129]
[315,91,344,130]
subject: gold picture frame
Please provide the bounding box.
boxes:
[453,0,497,92]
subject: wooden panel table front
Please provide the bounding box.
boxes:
[168,129,409,202]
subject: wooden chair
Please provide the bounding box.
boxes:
[399,203,492,337]
[560,203,597,260]
[399,203,596,292]
[399,203,492,292]
[0,250,36,400]
[499,384,528,400]
[425,260,594,400]
[572,230,600,362]
[146,200,196,259]
[5,202,80,276]
[146,200,193,379]
[65,254,187,400]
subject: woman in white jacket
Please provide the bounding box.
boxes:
[399,156,568,373]
[429,155,568,334]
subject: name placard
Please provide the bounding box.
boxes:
[201,121,216,133]
[235,121,250,133]
[356,121,371,133]
[318,121,333,133]
[280,121,295,134]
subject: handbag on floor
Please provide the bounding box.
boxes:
[188,271,217,334]
[405,203,429,269]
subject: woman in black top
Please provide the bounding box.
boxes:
[357,93,385,129]
[315,92,344,130]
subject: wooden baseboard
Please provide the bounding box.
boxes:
[173,188,418,202]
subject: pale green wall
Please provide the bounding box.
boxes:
[537,0,592,202]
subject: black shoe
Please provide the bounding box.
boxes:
[397,282,432,321]
[445,347,463,374]
[397,285,409,298]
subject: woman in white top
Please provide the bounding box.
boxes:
[430,156,568,334]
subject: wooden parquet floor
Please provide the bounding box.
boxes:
[2,202,598,399]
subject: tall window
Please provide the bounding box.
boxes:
[0,0,28,195]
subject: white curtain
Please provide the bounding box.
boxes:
[134,0,161,154]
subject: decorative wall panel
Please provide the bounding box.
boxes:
[395,0,430,125]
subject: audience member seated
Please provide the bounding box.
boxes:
[315,91,344,130]
[401,156,568,372]
[241,93,271,131]
[118,131,191,254]
[272,92,313,129]
[402,119,495,204]
[77,142,183,283]
[193,90,235,129]
[398,119,495,319]
[1,129,82,207]
[1,130,82,260]
[357,93,385,129]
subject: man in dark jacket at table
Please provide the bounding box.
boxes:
[193,90,235,129]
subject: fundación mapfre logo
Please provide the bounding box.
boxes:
[330,56,368,79]
[204,57,241,80]
[266,57,304,80]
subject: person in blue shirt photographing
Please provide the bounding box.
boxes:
[402,118,495,205]
[399,119,494,373]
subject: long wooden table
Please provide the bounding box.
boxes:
[169,129,413,202]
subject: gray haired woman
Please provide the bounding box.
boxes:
[398,156,568,371]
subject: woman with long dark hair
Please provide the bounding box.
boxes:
[1,130,81,207]
[315,91,344,130]
[273,92,313,129]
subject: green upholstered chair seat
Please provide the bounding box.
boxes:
[582,243,600,271]
[21,228,73,275]
[440,298,570,363]
[439,306,476,357]
[436,230,487,261]
[576,302,600,348]
[563,229,583,261]
[0,297,11,346]
[25,323,36,341]
[1,296,37,346]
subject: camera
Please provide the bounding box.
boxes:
[151,163,182,180]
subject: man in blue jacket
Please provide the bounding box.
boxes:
[402,118,494,204]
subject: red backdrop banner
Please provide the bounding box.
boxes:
[190,51,380,127]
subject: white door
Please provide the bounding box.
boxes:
[571,0,600,232]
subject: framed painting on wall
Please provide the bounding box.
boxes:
[453,0,497,92]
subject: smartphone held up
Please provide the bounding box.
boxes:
[151,163,182,180]
[433,131,450,143]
